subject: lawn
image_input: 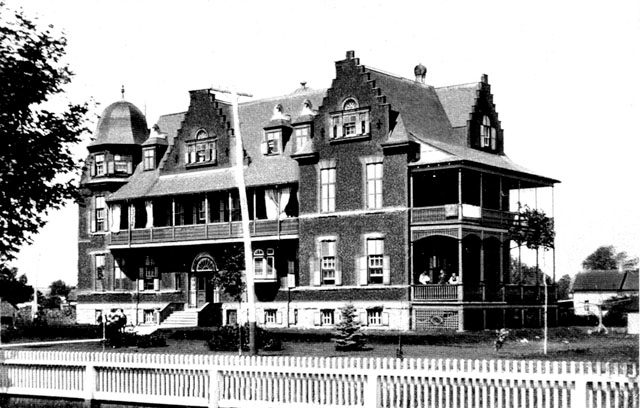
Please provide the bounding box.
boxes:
[6,327,638,363]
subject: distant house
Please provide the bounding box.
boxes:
[572,270,639,316]
[0,300,18,326]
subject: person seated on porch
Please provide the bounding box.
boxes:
[418,271,431,284]
[448,273,459,284]
[438,269,447,284]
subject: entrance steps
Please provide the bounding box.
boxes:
[159,309,199,328]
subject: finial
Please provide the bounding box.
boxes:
[121,85,125,100]
[300,81,307,89]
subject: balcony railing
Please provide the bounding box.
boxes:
[411,205,516,229]
[412,283,557,304]
[109,218,299,246]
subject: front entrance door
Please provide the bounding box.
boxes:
[189,274,212,308]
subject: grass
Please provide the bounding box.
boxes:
[5,327,637,363]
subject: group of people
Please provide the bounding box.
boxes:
[418,269,459,285]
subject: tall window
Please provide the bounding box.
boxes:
[294,125,310,151]
[330,98,370,140]
[185,129,217,165]
[95,254,105,289]
[480,116,496,150]
[320,167,336,212]
[320,239,336,285]
[254,248,276,279]
[95,196,106,232]
[366,162,383,209]
[264,130,281,155]
[196,198,206,224]
[143,256,157,291]
[367,238,384,284]
[143,148,155,170]
[114,260,126,290]
[95,154,105,176]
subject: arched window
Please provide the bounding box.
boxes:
[330,98,369,139]
[343,98,358,110]
[193,256,216,272]
[186,129,217,165]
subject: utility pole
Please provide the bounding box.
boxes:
[210,86,257,354]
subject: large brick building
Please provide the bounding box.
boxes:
[77,51,558,331]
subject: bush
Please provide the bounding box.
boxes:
[207,324,282,352]
[137,332,167,348]
[333,304,368,352]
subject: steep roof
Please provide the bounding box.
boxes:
[621,270,639,291]
[573,271,627,292]
[108,89,325,201]
[366,68,458,145]
[435,83,479,128]
[90,100,149,147]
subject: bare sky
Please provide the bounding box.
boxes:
[7,0,639,287]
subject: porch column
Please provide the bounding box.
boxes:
[457,169,463,221]
[458,227,464,302]
[171,198,176,226]
[410,241,414,285]
[480,231,485,283]
[479,172,483,209]
[499,233,504,283]
[205,194,209,224]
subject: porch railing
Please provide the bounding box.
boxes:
[109,218,299,246]
[411,205,516,228]
[412,283,557,303]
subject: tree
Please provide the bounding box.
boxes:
[334,304,368,352]
[49,279,71,299]
[509,257,551,285]
[556,274,572,300]
[0,265,33,305]
[582,245,638,271]
[0,3,90,265]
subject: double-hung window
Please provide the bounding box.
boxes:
[320,240,336,285]
[143,256,157,291]
[95,196,106,232]
[185,129,217,165]
[114,154,132,174]
[367,238,384,284]
[114,260,126,290]
[253,248,276,280]
[330,98,370,140]
[480,116,497,150]
[321,309,334,325]
[143,148,155,170]
[294,125,310,152]
[263,130,281,155]
[366,162,383,209]
[94,254,105,288]
[367,309,382,326]
[320,167,336,212]
[95,154,105,176]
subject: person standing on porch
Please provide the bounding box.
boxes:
[419,271,431,284]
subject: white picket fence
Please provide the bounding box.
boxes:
[0,350,638,408]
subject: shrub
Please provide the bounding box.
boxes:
[207,324,282,352]
[137,332,167,348]
[333,304,368,352]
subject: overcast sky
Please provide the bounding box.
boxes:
[7,0,639,287]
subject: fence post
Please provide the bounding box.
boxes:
[208,367,221,408]
[364,371,380,408]
[572,376,589,408]
[84,364,96,408]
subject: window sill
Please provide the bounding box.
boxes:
[329,134,371,145]
[185,161,218,169]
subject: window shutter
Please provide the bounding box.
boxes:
[288,310,297,325]
[382,312,390,326]
[190,151,196,163]
[383,256,391,285]
[153,278,160,291]
[337,117,343,138]
[287,273,296,288]
[335,310,341,323]
[107,161,115,175]
[358,256,368,286]
[258,310,265,324]
[138,277,144,292]
[491,128,497,150]
[89,159,96,177]
[90,197,96,233]
[313,312,321,326]
[205,148,211,162]
[360,312,368,326]
[127,161,133,174]
[310,257,320,286]
[335,257,342,286]
[276,311,283,325]
[184,152,189,164]
[260,141,268,155]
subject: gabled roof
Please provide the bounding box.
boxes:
[573,270,627,292]
[367,68,457,145]
[435,83,479,128]
[621,270,639,291]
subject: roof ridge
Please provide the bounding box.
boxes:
[239,88,328,107]
[435,82,480,90]
[365,66,435,89]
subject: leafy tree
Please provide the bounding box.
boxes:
[0,3,90,265]
[0,265,33,305]
[509,205,555,283]
[509,257,551,285]
[556,274,572,300]
[582,245,638,271]
[334,304,368,351]
[48,279,71,299]
[213,245,246,302]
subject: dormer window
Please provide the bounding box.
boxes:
[294,125,310,152]
[113,155,132,174]
[143,148,155,171]
[330,98,370,140]
[480,116,497,150]
[185,129,217,166]
[262,129,282,155]
[95,154,105,176]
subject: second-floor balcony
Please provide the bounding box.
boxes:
[411,205,515,229]
[411,283,557,304]
[109,218,299,246]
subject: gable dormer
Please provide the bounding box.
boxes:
[468,75,504,154]
[169,89,234,171]
[261,104,292,156]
